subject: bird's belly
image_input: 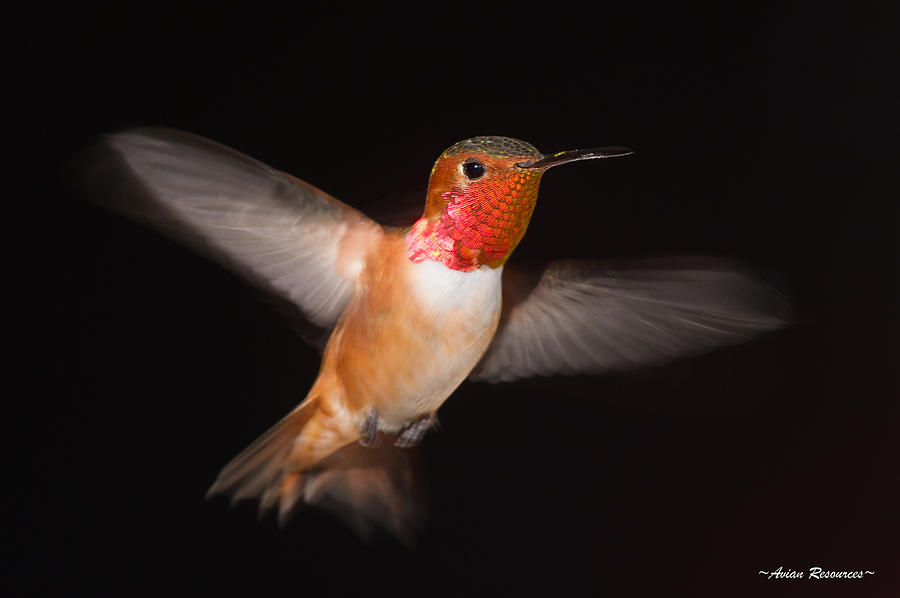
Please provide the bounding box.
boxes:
[332,260,503,431]
[380,312,496,425]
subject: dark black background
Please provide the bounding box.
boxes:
[10,3,898,596]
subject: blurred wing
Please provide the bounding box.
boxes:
[471,258,788,383]
[81,128,382,328]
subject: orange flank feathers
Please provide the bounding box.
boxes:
[208,231,502,538]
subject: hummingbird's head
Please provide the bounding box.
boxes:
[407,136,632,271]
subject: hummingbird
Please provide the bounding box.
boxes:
[82,129,785,540]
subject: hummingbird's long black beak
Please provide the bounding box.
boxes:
[517,146,634,169]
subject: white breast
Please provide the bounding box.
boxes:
[376,259,503,422]
[407,259,504,332]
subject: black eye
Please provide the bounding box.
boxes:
[462,160,485,180]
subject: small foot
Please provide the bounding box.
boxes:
[359,408,380,447]
[394,414,436,448]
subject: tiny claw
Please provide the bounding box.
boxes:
[394,414,436,448]
[359,408,380,447]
